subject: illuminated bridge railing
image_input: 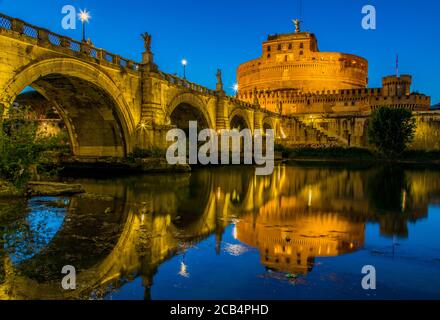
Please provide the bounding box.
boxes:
[0,13,140,72]
[158,72,217,96]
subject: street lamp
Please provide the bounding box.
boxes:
[181,59,187,79]
[78,9,91,42]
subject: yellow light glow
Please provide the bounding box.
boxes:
[178,262,189,278]
[78,9,91,23]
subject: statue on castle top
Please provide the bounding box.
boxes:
[293,19,301,33]
[141,32,152,52]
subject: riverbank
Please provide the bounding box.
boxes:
[0,180,86,198]
[277,146,440,166]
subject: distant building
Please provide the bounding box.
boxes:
[236,24,431,115]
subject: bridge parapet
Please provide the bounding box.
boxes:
[157,71,217,96]
[0,13,141,73]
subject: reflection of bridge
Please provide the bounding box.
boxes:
[1,165,437,299]
[0,13,288,158]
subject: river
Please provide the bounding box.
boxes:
[0,164,439,299]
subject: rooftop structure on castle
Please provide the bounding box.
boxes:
[236,20,430,115]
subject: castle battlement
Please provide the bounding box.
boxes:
[236,27,431,115]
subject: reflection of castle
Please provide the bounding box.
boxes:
[3,165,439,299]
[237,23,430,115]
[236,198,365,275]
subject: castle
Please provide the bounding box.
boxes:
[236,21,431,116]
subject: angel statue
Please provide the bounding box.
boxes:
[293,19,301,33]
[141,32,152,52]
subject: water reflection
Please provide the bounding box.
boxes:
[0,164,439,299]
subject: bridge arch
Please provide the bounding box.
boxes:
[262,116,278,136]
[168,92,214,131]
[1,58,136,157]
[229,108,251,131]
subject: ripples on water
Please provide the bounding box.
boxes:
[0,164,440,300]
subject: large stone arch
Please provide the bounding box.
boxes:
[229,107,252,131]
[167,92,214,130]
[0,58,136,157]
[262,116,274,130]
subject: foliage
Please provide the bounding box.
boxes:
[0,106,66,188]
[277,145,374,159]
[367,107,416,157]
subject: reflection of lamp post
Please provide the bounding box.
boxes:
[181,59,187,79]
[78,9,91,42]
[178,252,190,278]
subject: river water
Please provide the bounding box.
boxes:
[0,164,439,300]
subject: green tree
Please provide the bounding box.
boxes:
[367,107,416,157]
[0,106,64,188]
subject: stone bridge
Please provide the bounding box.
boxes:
[0,13,286,158]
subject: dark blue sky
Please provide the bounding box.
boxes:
[1,0,439,103]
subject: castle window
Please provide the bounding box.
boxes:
[278,44,282,50]
[300,42,304,49]
[288,43,292,50]
[299,51,303,55]
[284,55,288,62]
[267,53,271,58]
[267,46,271,52]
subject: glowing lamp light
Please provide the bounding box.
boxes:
[232,83,239,93]
[78,9,91,23]
[181,59,188,66]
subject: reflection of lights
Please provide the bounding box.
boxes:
[280,127,286,139]
[402,190,407,211]
[178,262,190,278]
[308,188,313,207]
[232,225,237,239]
[141,214,145,223]
[224,243,249,256]
[217,187,221,199]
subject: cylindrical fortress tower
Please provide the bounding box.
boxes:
[237,31,368,94]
